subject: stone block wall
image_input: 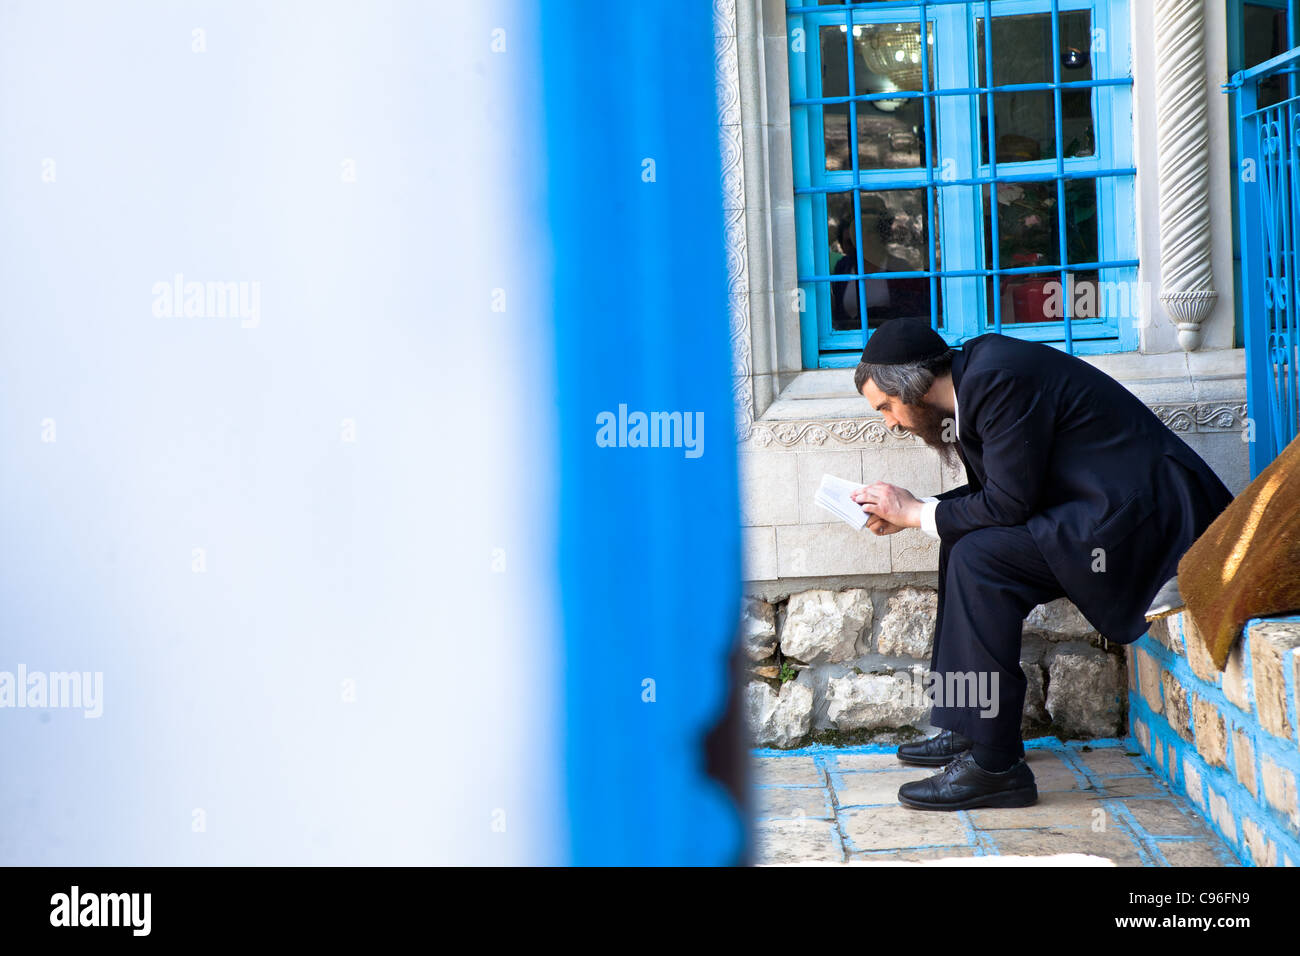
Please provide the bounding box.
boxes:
[744,587,1127,749]
[1128,612,1300,866]
[740,440,958,581]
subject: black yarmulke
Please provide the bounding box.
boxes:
[859,318,948,366]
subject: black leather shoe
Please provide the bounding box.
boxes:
[896,729,974,767]
[897,751,1038,811]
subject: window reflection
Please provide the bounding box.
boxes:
[828,189,940,330]
[976,12,1095,163]
[820,23,935,171]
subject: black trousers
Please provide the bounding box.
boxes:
[929,525,1067,754]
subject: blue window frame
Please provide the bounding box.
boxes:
[788,0,1137,368]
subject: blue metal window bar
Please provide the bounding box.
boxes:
[788,0,1137,367]
[1227,42,1300,478]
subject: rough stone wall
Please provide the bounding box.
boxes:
[744,587,1127,749]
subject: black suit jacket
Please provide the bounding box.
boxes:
[933,333,1235,644]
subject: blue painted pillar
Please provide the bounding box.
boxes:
[537,2,747,864]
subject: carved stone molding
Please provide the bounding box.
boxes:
[715,0,755,443]
[745,402,1247,448]
[750,419,917,448]
[1152,402,1248,432]
[1154,0,1217,351]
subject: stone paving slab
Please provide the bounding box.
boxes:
[991,827,1147,866]
[840,804,972,851]
[755,785,835,820]
[753,756,823,787]
[849,845,979,863]
[965,789,1106,830]
[831,766,935,807]
[1124,799,1210,837]
[751,738,1242,866]
[753,819,842,864]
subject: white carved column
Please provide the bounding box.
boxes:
[1154,0,1217,351]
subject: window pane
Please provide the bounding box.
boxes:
[981,177,1098,269]
[828,188,940,330]
[991,273,1055,325]
[826,190,859,330]
[976,12,1094,163]
[1065,271,1104,321]
[990,270,1111,326]
[984,180,1059,272]
[1245,4,1289,108]
[1081,268,1144,325]
[820,22,935,171]
[983,180,1055,325]
[1063,177,1099,265]
[819,25,851,171]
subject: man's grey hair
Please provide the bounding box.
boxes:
[854,348,954,405]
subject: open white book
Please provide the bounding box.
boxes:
[814,474,868,530]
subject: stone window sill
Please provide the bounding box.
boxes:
[758,347,1246,424]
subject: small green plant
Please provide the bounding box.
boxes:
[779,661,797,684]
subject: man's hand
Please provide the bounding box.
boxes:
[851,482,923,531]
[865,514,905,536]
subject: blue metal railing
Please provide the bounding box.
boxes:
[1227,45,1300,478]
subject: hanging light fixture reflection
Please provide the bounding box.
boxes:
[858,22,930,92]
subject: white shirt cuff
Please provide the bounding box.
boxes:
[919,497,940,539]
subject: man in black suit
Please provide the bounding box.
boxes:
[848,319,1234,810]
